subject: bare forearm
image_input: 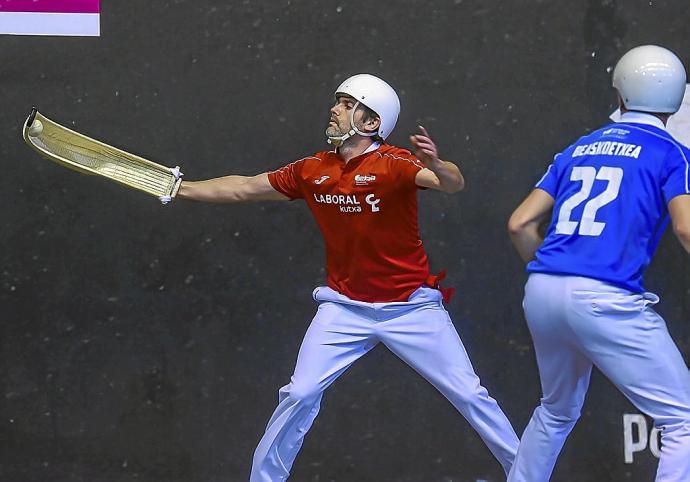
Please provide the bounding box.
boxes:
[428,160,465,193]
[668,196,690,253]
[178,176,249,202]
[509,223,543,263]
[177,173,286,203]
[508,188,554,262]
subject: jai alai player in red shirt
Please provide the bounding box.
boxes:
[177,74,519,481]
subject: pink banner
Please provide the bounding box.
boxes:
[0,0,99,13]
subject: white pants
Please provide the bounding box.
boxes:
[250,286,519,481]
[508,273,690,482]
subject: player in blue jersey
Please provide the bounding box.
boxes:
[507,45,690,482]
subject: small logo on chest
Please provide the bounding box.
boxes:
[314,175,330,185]
[354,174,376,186]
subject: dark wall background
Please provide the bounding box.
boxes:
[1,1,689,481]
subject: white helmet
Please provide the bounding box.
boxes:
[327,74,400,146]
[612,45,687,114]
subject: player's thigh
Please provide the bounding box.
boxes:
[524,275,593,411]
[380,304,479,385]
[290,302,377,392]
[571,298,690,419]
[528,339,592,414]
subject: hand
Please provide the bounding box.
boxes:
[170,166,184,180]
[410,125,441,168]
[159,166,184,205]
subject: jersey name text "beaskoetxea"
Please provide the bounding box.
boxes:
[572,141,642,158]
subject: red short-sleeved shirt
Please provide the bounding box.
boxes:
[268,144,430,302]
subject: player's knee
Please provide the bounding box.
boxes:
[443,378,491,408]
[454,388,484,406]
[538,403,582,424]
[286,381,321,403]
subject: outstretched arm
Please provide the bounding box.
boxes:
[178,172,289,203]
[508,189,555,263]
[669,195,690,253]
[411,126,465,193]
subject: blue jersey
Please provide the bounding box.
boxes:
[527,113,690,292]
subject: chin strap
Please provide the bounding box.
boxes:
[327,101,378,146]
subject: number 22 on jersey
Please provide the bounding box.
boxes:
[555,166,624,236]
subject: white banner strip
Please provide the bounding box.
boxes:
[0,12,99,36]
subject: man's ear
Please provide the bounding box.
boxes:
[364,116,381,133]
